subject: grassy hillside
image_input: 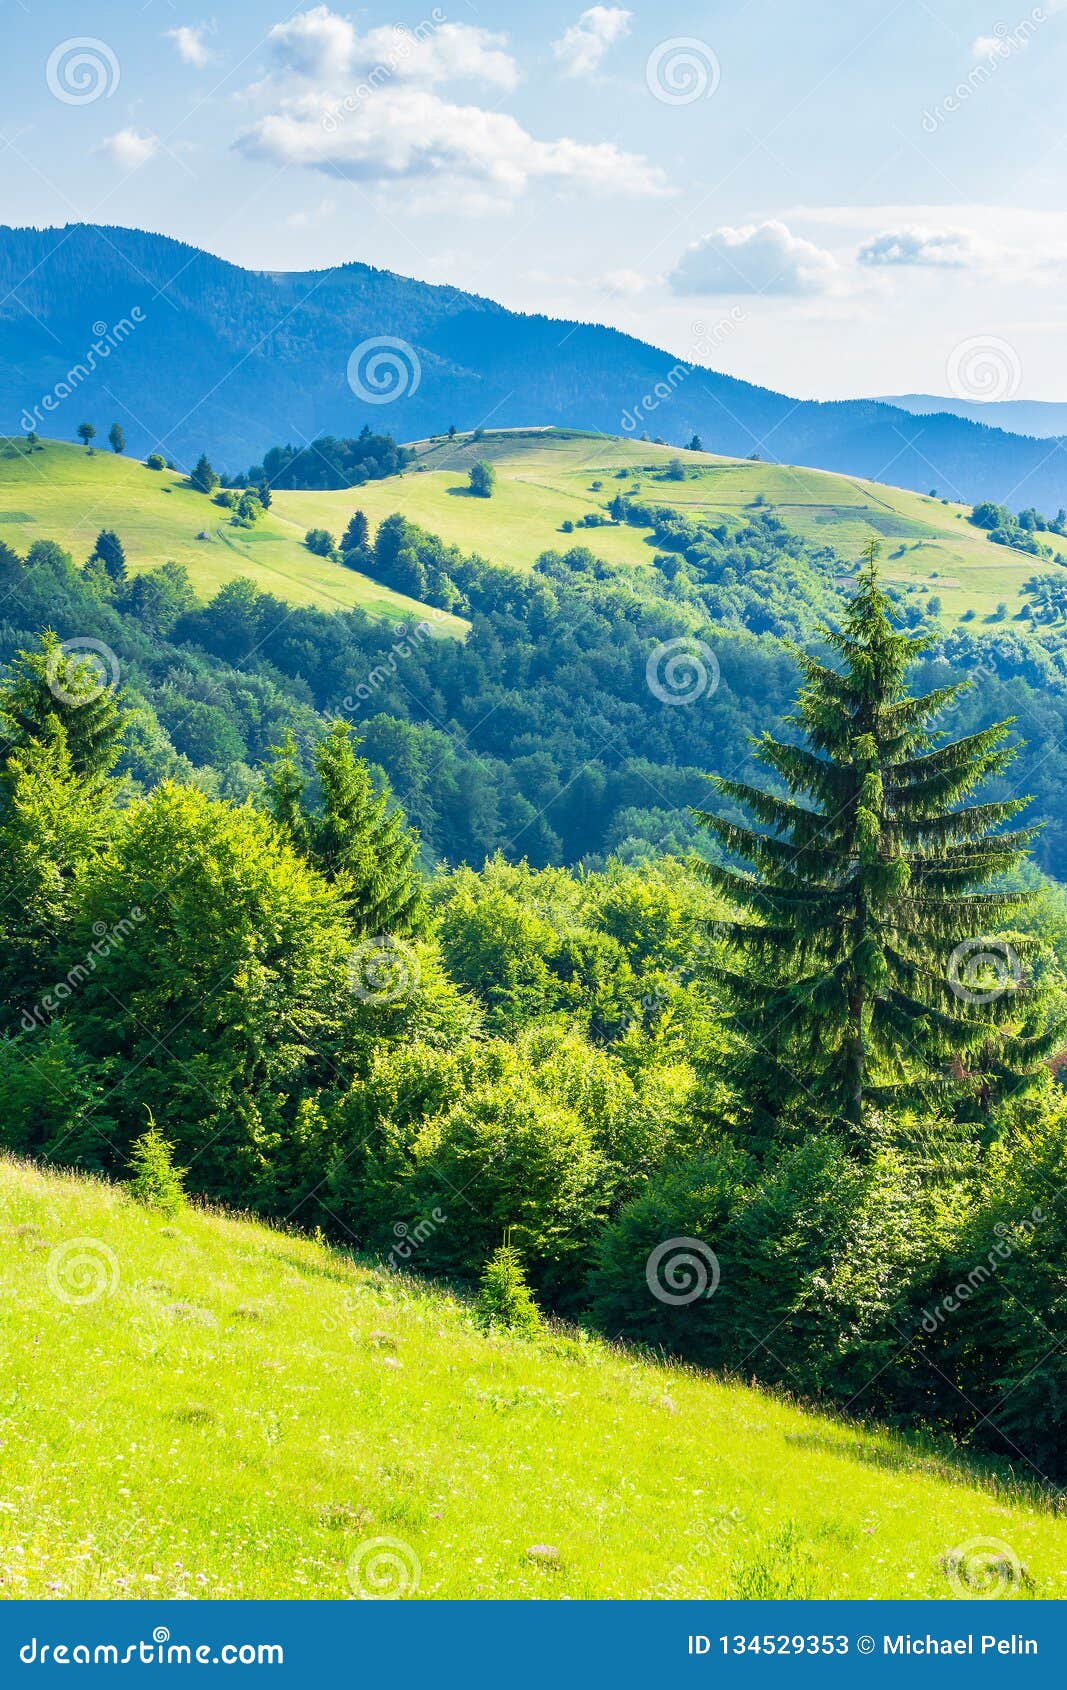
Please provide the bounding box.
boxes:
[0,438,464,632]
[276,428,1059,626]
[2,430,1056,631]
[1,1154,1064,1601]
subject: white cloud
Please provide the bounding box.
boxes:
[266,8,517,90]
[266,6,355,78]
[669,220,838,296]
[552,6,632,77]
[858,226,981,268]
[167,25,212,69]
[971,33,1011,58]
[237,86,667,201]
[598,267,652,295]
[97,128,159,169]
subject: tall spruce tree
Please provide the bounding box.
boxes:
[264,722,423,936]
[696,551,1058,1144]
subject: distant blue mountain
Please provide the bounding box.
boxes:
[881,394,1067,443]
[3,222,1067,508]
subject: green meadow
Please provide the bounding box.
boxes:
[1,1156,1064,1601]
[1,430,1051,631]
[0,438,463,631]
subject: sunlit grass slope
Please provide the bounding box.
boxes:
[275,427,1057,625]
[2,431,1055,630]
[1,1156,1064,1600]
[0,438,463,631]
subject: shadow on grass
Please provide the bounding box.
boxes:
[782,1428,1031,1496]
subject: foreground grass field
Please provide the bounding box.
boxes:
[0,438,463,631]
[1,1156,1064,1601]
[276,428,1058,626]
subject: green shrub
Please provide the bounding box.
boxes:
[385,1049,609,1299]
[908,1095,1067,1469]
[588,1144,753,1355]
[0,1024,113,1169]
[145,453,166,471]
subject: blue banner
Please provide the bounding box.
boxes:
[2,1602,1063,1685]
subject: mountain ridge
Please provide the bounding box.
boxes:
[2,222,1067,507]
[882,393,1067,443]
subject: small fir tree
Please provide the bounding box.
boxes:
[190,454,219,494]
[127,1114,187,1215]
[0,630,125,783]
[477,1238,542,1335]
[92,528,126,581]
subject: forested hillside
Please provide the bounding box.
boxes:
[2,517,1066,1487]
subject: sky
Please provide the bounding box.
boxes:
[3,0,1067,402]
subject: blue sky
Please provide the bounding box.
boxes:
[4,0,1067,400]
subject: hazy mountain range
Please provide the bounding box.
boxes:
[881,394,1067,442]
[2,223,1066,509]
